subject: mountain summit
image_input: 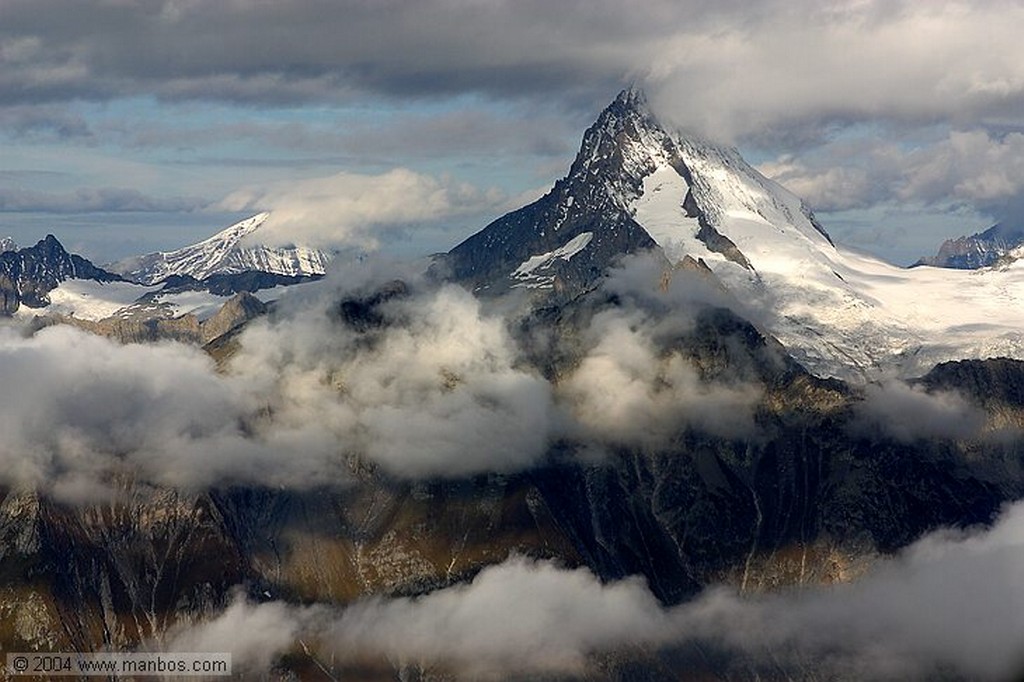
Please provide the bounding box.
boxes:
[109,212,332,285]
[442,88,833,297]
[443,89,1024,379]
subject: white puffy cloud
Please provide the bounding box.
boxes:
[0,261,559,497]
[227,263,557,478]
[217,168,509,250]
[164,590,321,676]
[557,253,765,449]
[325,556,669,675]
[851,379,987,443]
[559,307,762,448]
[0,324,349,501]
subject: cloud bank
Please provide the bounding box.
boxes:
[0,264,557,497]
[0,253,774,500]
[170,500,1024,680]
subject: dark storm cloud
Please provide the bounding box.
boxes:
[6,1,1022,136]
[0,186,207,213]
[7,0,1024,247]
[0,0,655,105]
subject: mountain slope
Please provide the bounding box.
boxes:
[109,213,332,285]
[444,89,1024,380]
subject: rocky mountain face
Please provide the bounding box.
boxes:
[0,235,121,314]
[108,212,332,285]
[439,88,830,301]
[3,278,1023,678]
[916,223,1024,269]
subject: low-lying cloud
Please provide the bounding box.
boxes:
[0,252,775,500]
[559,306,762,448]
[0,263,556,497]
[0,324,346,501]
[851,379,988,443]
[169,500,1024,680]
[230,264,557,478]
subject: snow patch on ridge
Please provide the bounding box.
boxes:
[633,165,709,265]
[18,280,159,321]
[512,232,594,289]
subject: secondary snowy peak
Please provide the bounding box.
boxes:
[111,213,332,285]
[916,223,1024,269]
[0,237,16,254]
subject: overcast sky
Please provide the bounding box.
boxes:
[3,0,1024,264]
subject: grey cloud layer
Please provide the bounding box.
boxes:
[763,130,1024,214]
[4,1,1024,140]
[6,0,1024,261]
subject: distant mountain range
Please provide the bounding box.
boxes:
[915,222,1024,269]
[0,213,328,341]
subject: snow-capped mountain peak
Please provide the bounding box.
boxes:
[0,236,17,254]
[109,212,332,285]
[443,89,1024,380]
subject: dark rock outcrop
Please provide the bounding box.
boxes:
[916,223,1024,269]
[0,235,121,315]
